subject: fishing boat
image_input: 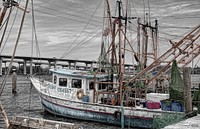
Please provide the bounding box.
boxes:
[30,64,185,129]
[30,0,200,128]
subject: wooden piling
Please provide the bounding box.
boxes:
[12,70,17,94]
[183,67,192,113]
[23,60,27,75]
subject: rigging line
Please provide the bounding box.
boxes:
[0,0,30,96]
[0,0,22,54]
[0,0,22,30]
[147,0,151,25]
[60,0,103,59]
[64,31,102,58]
[31,0,41,59]
[61,25,102,59]
[158,26,189,36]
[158,30,185,38]
[33,4,101,24]
[0,6,12,49]
[143,0,145,23]
[159,26,194,29]
[158,26,194,40]
[0,6,15,30]
[66,32,102,58]
[130,0,139,17]
[0,13,10,30]
[33,9,100,26]
[62,28,102,58]
[31,0,34,57]
[63,24,102,56]
[164,15,200,19]
[32,0,43,75]
[125,26,171,46]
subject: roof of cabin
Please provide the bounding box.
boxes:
[50,68,111,79]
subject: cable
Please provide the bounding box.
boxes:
[33,3,101,24]
[62,26,102,58]
[130,0,139,18]
[67,32,102,58]
[147,0,151,24]
[159,25,194,29]
[33,9,100,26]
[60,0,103,59]
[0,8,19,54]
[0,0,22,54]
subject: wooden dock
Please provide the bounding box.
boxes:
[163,114,200,129]
[9,116,82,129]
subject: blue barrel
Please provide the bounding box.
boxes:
[171,101,184,112]
[161,100,171,111]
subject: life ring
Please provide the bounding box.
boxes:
[114,110,121,121]
[77,89,84,100]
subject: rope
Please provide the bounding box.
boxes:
[60,0,103,59]
[0,5,19,54]
[0,4,13,50]
[61,28,102,58]
[33,3,101,25]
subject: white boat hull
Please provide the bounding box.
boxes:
[31,77,185,128]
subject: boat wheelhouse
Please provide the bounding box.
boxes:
[48,68,118,103]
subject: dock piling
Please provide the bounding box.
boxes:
[12,70,17,94]
[183,67,192,113]
[23,60,27,75]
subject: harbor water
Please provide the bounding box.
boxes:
[0,75,126,129]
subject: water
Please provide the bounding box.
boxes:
[0,75,128,129]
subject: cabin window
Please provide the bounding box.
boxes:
[72,79,82,88]
[59,78,68,87]
[54,75,57,84]
[98,81,107,90]
[89,82,94,90]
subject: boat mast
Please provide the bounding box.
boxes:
[117,0,124,105]
[112,0,136,104]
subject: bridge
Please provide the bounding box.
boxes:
[0,55,134,75]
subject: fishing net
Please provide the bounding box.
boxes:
[169,60,184,101]
[153,113,185,129]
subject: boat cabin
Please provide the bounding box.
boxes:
[50,68,117,103]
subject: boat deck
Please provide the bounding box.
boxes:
[163,114,200,129]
